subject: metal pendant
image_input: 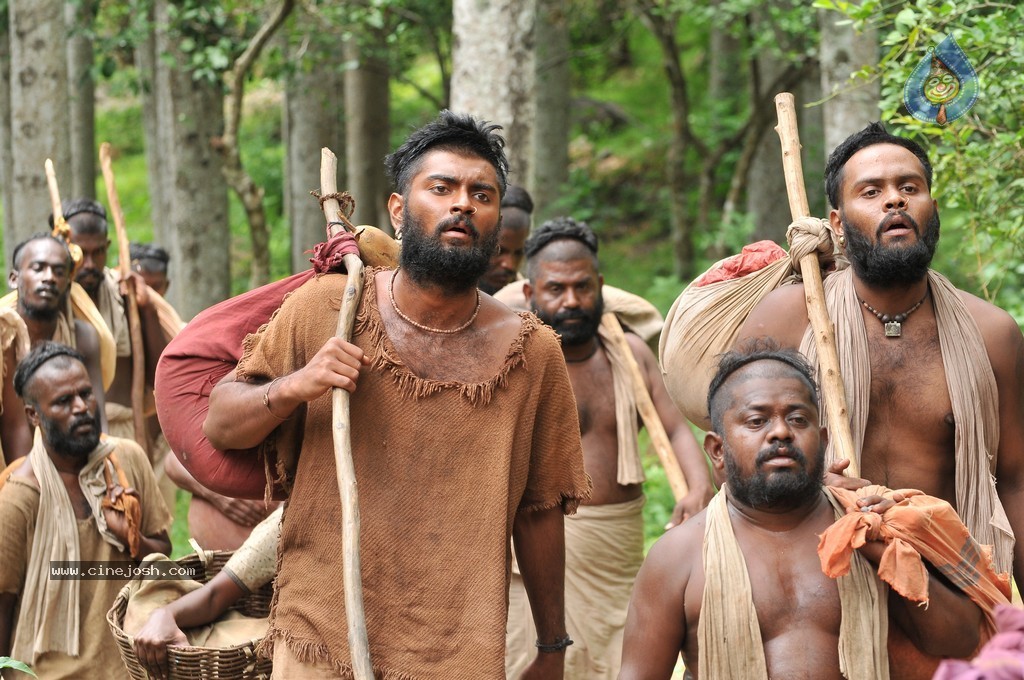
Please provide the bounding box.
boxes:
[885,321,902,338]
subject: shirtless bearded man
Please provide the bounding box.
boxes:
[619,345,984,679]
[738,123,1024,585]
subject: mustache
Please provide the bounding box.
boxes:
[551,308,593,324]
[71,413,96,430]
[876,210,920,238]
[434,214,479,239]
[755,441,807,467]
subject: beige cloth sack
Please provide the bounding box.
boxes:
[659,218,841,429]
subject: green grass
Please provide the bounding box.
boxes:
[169,490,194,559]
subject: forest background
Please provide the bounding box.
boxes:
[1,0,1021,554]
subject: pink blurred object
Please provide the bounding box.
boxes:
[933,605,1024,680]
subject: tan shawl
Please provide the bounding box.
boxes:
[798,268,1013,573]
[0,309,31,465]
[11,434,129,664]
[698,487,888,680]
[99,268,131,358]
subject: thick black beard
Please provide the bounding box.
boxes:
[843,209,940,287]
[19,301,60,323]
[399,206,499,296]
[532,293,604,347]
[41,411,101,460]
[725,440,824,510]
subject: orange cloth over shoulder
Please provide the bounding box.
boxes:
[819,485,1011,640]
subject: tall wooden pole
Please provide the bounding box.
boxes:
[774,93,858,476]
[319,148,373,679]
[99,143,148,450]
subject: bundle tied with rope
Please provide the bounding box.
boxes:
[659,216,846,430]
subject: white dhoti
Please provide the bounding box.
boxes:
[506,496,645,679]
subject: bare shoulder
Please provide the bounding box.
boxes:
[643,507,707,581]
[959,289,1024,370]
[736,282,809,349]
[73,317,101,354]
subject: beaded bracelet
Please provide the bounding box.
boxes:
[262,377,290,421]
[535,635,573,653]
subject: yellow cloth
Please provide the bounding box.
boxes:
[698,487,888,680]
[0,308,30,465]
[798,268,1013,574]
[0,282,117,390]
[506,496,645,679]
[222,506,282,595]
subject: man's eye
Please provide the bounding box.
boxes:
[474,192,490,202]
[863,189,879,198]
[902,185,917,193]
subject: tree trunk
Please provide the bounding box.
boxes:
[450,0,536,187]
[343,37,390,230]
[284,8,344,273]
[154,0,229,318]
[135,4,168,244]
[66,0,96,200]
[530,0,570,221]
[746,49,792,244]
[8,0,72,244]
[1,7,14,266]
[818,12,879,160]
[798,64,827,217]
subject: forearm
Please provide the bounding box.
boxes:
[164,454,216,502]
[167,572,245,629]
[205,374,300,450]
[139,303,168,384]
[512,506,568,644]
[136,532,172,560]
[671,427,712,496]
[0,595,15,659]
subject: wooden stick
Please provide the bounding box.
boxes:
[44,159,65,232]
[320,147,373,679]
[601,313,689,501]
[773,93,858,476]
[99,143,148,451]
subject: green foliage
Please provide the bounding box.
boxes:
[822,1,1024,322]
[0,657,35,677]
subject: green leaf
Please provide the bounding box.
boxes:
[0,658,37,677]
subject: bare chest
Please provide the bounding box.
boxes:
[861,311,956,491]
[568,355,617,438]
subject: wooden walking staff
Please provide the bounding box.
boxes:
[601,313,689,501]
[318,147,373,679]
[99,143,149,451]
[773,93,858,477]
[43,160,82,265]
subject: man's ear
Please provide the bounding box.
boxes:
[387,193,404,236]
[830,207,842,236]
[522,280,533,305]
[8,270,17,291]
[24,403,40,430]
[819,425,829,453]
[704,431,725,475]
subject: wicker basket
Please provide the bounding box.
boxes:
[106,550,274,679]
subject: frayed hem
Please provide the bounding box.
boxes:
[265,629,419,680]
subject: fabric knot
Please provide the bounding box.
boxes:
[786,216,837,273]
[308,230,360,274]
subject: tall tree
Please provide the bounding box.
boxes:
[530,0,570,220]
[134,1,169,244]
[344,35,391,230]
[0,4,13,264]
[66,0,96,200]
[818,13,879,154]
[7,0,72,244]
[284,8,344,273]
[216,0,295,288]
[450,0,537,186]
[154,0,229,318]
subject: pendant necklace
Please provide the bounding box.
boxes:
[858,288,929,338]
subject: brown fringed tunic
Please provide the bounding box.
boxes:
[236,271,591,679]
